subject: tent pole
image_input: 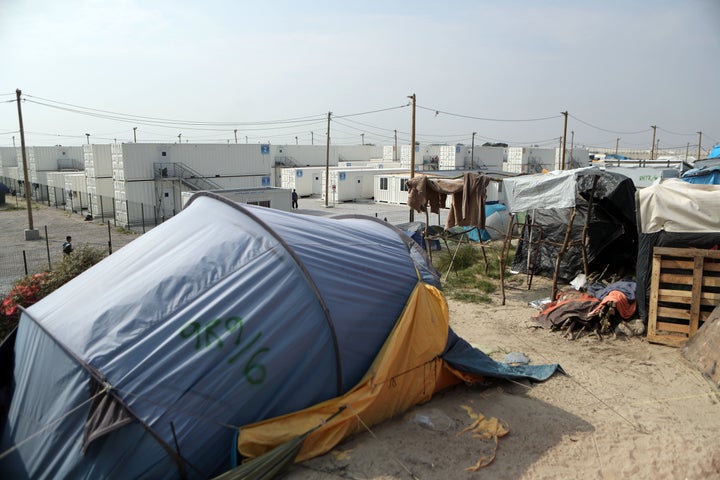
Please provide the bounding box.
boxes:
[500,213,515,306]
[424,208,432,261]
[581,175,600,277]
[552,207,577,301]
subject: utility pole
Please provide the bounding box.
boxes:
[12,136,15,147]
[471,132,476,169]
[311,131,314,145]
[245,135,248,144]
[561,111,568,170]
[85,133,90,145]
[408,93,416,222]
[394,129,397,162]
[234,129,238,144]
[16,89,37,238]
[295,136,298,145]
[685,142,690,162]
[361,133,365,145]
[656,139,660,160]
[133,127,137,142]
[697,131,702,160]
[615,138,619,155]
[570,130,574,167]
[650,125,657,162]
[325,111,331,208]
[178,133,182,143]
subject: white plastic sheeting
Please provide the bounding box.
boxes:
[637,179,720,233]
[501,167,597,213]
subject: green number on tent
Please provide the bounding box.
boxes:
[227,331,261,365]
[245,347,269,385]
[226,316,243,336]
[204,318,224,349]
[179,321,202,350]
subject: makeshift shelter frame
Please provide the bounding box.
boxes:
[498,174,601,305]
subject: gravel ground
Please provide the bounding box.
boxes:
[0,195,445,296]
[0,201,141,296]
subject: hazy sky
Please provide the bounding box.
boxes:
[1,0,718,153]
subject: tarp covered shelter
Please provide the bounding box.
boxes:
[635,179,720,322]
[0,193,561,479]
[682,165,720,185]
[506,168,637,281]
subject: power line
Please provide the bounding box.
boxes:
[24,94,328,126]
[568,114,651,135]
[417,104,563,122]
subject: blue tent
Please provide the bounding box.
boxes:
[0,193,560,479]
[709,144,720,159]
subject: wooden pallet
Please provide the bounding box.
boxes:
[647,247,720,347]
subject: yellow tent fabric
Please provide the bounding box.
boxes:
[237,282,484,462]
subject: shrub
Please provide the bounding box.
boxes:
[0,245,108,341]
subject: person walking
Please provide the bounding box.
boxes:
[62,235,73,255]
[291,189,299,210]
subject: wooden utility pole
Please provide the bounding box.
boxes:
[697,131,702,160]
[394,129,398,162]
[409,94,416,222]
[650,125,657,161]
[471,132,476,169]
[324,112,331,207]
[561,111,568,169]
[234,129,238,144]
[361,133,364,145]
[615,138,620,155]
[133,127,137,142]
[16,89,36,236]
[311,131,314,145]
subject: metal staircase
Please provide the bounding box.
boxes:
[154,162,222,191]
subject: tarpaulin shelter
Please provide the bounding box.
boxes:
[682,165,720,185]
[498,168,637,303]
[635,179,720,323]
[0,193,561,479]
[506,168,636,281]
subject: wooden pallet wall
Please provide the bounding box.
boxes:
[647,247,720,347]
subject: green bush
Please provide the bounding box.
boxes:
[0,245,108,341]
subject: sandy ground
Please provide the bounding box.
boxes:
[2,202,720,479]
[285,280,720,480]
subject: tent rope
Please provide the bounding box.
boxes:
[0,384,110,461]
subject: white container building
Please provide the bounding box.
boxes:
[321,168,410,202]
[180,187,292,212]
[46,172,69,207]
[64,173,88,213]
[280,167,324,197]
[505,147,560,173]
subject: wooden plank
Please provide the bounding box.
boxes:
[647,253,663,339]
[654,321,691,334]
[653,247,720,259]
[702,276,720,287]
[647,332,688,347]
[659,273,694,285]
[660,259,694,270]
[704,262,720,273]
[700,291,720,303]
[689,255,704,336]
[657,306,691,320]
